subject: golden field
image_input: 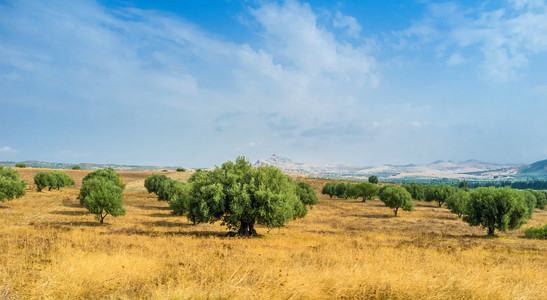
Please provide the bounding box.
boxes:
[1,169,546,299]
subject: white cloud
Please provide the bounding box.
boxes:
[0,146,16,153]
[333,11,362,38]
[446,53,466,66]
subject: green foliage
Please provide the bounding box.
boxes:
[524,224,547,239]
[72,165,82,170]
[463,187,531,236]
[350,182,380,202]
[379,186,413,216]
[79,178,126,224]
[176,168,186,172]
[445,190,470,218]
[0,167,27,202]
[170,156,316,236]
[402,182,425,200]
[530,190,547,210]
[425,185,457,207]
[157,179,186,202]
[334,183,350,199]
[144,174,169,196]
[458,181,468,189]
[15,163,26,168]
[521,190,537,219]
[34,172,51,192]
[368,175,379,184]
[79,168,124,205]
[321,182,336,198]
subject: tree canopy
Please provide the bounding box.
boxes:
[0,167,27,202]
[168,156,317,236]
[379,185,413,216]
[79,169,126,224]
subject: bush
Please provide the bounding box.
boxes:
[169,156,317,236]
[0,167,27,202]
[379,185,413,216]
[463,187,531,236]
[176,168,186,172]
[79,177,126,224]
[34,172,51,192]
[524,224,547,239]
[15,163,26,168]
[72,165,82,170]
[368,175,379,184]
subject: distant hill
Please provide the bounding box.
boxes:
[0,160,188,172]
[519,159,547,175]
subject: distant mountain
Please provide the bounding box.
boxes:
[519,159,547,174]
[254,154,525,180]
[0,160,187,172]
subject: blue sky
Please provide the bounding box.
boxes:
[1,0,547,167]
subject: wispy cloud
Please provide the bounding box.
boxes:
[0,146,16,153]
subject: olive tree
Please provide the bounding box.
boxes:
[463,187,531,236]
[72,165,82,170]
[0,167,27,202]
[445,189,470,218]
[368,175,379,184]
[425,185,457,207]
[157,178,185,201]
[79,168,124,205]
[34,172,52,192]
[144,174,169,196]
[50,171,75,190]
[529,189,547,210]
[351,182,380,202]
[15,163,26,168]
[169,156,317,236]
[79,178,126,224]
[379,186,413,216]
[402,182,425,200]
[321,182,336,198]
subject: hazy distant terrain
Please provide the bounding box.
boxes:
[254,154,545,181]
[0,160,189,172]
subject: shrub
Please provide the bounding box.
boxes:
[0,167,27,202]
[34,172,51,192]
[49,171,75,190]
[524,224,547,239]
[294,182,319,217]
[176,168,186,172]
[368,175,379,184]
[379,186,413,216]
[463,187,531,236]
[79,178,126,224]
[15,162,26,168]
[170,156,317,236]
[72,165,82,170]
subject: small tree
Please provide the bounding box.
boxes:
[351,182,380,202]
[334,183,349,199]
[463,187,530,236]
[144,174,169,196]
[321,182,336,198]
[50,171,75,190]
[176,168,186,172]
[79,168,124,205]
[72,165,82,170]
[402,182,425,200]
[368,175,379,184]
[530,190,547,210]
[171,157,317,236]
[379,186,413,216]
[445,189,470,218]
[79,178,126,224]
[0,167,27,202]
[157,178,185,201]
[15,163,26,168]
[425,185,456,207]
[34,172,51,192]
[521,190,537,219]
[458,181,468,189]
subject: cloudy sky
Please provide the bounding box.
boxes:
[1,0,547,167]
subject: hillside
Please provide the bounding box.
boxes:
[0,160,188,172]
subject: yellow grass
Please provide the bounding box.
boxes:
[1,169,546,299]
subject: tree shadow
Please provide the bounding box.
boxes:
[50,210,90,216]
[0,205,9,209]
[137,205,171,211]
[32,221,103,227]
[347,213,394,219]
[148,212,176,218]
[142,220,190,228]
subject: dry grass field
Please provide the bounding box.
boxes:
[1,169,546,299]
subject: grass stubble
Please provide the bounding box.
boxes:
[1,169,546,299]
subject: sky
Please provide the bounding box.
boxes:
[1,0,547,168]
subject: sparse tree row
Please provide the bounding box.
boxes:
[145,157,318,236]
[34,170,75,191]
[322,180,547,236]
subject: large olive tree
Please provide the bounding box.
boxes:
[0,167,26,202]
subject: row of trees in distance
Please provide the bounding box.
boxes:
[34,171,75,191]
